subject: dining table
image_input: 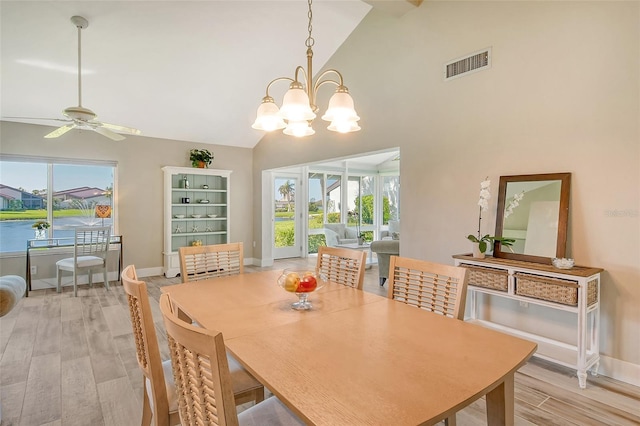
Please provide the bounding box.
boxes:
[161,269,537,425]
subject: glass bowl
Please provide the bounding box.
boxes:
[277,269,326,310]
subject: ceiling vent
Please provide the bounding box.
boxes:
[444,47,491,81]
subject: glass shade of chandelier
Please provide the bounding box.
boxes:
[252,0,361,137]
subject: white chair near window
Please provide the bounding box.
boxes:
[56,226,111,297]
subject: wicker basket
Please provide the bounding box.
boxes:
[515,273,598,306]
[462,265,508,291]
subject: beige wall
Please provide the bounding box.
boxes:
[0,121,254,275]
[253,2,639,369]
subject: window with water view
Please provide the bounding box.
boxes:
[0,158,116,254]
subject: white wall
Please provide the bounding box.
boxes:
[253,1,639,380]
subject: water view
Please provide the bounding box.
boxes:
[0,217,113,253]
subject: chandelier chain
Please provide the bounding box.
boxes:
[305,0,314,48]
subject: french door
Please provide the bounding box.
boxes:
[273,174,301,259]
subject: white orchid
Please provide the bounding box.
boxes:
[478,180,491,210]
[478,178,491,211]
[467,177,515,254]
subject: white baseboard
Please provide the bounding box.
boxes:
[256,257,273,267]
[136,266,164,278]
[599,355,640,387]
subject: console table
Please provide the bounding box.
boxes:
[25,235,123,297]
[453,254,603,389]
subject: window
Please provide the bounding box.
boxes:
[348,175,375,241]
[382,175,400,224]
[0,156,116,254]
[307,172,325,254]
[325,174,342,223]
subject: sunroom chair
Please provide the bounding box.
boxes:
[179,242,243,283]
[122,265,180,426]
[56,226,111,297]
[317,246,367,290]
[159,293,303,426]
[387,256,469,426]
[122,265,265,426]
[370,239,399,286]
[323,223,358,247]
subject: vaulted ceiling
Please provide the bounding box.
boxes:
[1,1,377,148]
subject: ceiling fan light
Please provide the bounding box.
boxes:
[327,119,361,133]
[321,91,359,123]
[283,120,315,137]
[279,85,316,122]
[252,98,286,131]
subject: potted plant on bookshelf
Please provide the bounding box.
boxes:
[466,177,514,258]
[189,149,214,168]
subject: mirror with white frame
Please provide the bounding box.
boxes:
[494,173,571,264]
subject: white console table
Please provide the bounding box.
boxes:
[453,254,603,389]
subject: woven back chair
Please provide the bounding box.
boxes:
[121,264,180,426]
[179,242,244,283]
[387,256,468,426]
[387,256,469,320]
[159,294,302,426]
[316,246,367,290]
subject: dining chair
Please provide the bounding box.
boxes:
[122,266,266,426]
[158,293,304,426]
[122,264,180,426]
[387,256,469,426]
[56,226,111,297]
[179,242,244,283]
[316,245,367,290]
[387,256,469,320]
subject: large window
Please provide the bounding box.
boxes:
[0,156,116,254]
[382,175,400,224]
[348,175,375,241]
[324,174,342,223]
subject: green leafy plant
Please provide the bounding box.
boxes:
[189,149,214,167]
[466,234,514,254]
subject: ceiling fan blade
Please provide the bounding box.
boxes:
[44,124,77,138]
[93,126,126,141]
[100,122,142,135]
[4,116,71,123]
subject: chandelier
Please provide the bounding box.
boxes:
[251,0,361,137]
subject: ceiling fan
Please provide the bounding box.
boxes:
[11,16,141,141]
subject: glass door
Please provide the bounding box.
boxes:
[273,175,300,259]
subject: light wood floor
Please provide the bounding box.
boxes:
[1,257,639,426]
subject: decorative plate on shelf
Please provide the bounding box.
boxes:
[198,199,210,204]
[174,214,185,219]
[207,214,218,218]
[191,214,202,218]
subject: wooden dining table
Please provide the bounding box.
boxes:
[162,269,537,425]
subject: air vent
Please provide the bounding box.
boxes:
[444,48,491,81]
